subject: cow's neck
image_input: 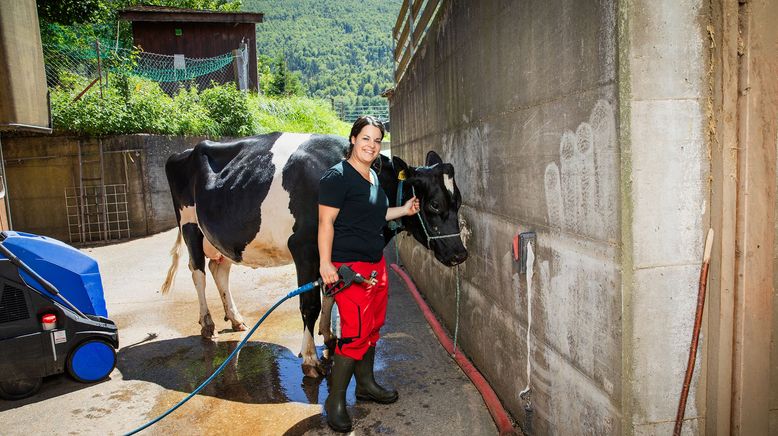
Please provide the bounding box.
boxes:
[386,169,420,229]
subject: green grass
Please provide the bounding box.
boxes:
[250,94,351,136]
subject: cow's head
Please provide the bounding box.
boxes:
[380,151,468,266]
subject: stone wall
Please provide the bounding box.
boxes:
[0,134,203,243]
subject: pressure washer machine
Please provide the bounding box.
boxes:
[0,231,118,400]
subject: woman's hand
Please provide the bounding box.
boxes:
[320,261,340,286]
[403,196,420,216]
[385,196,420,221]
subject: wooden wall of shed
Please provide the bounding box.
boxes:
[132,21,258,91]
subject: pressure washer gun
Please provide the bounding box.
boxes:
[322,265,378,297]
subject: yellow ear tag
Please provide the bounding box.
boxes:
[398,170,406,181]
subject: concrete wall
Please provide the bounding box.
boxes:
[621,0,709,434]
[391,1,621,434]
[0,134,201,243]
[390,0,710,434]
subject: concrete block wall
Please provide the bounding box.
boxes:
[390,0,710,434]
[622,0,709,434]
[0,134,201,242]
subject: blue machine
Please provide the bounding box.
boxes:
[0,231,119,400]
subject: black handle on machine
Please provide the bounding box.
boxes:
[0,242,60,296]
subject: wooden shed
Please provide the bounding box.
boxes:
[118,6,263,92]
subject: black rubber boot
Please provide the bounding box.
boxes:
[355,346,399,404]
[325,354,355,432]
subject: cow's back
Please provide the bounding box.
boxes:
[166,133,348,267]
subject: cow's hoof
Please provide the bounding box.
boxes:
[302,363,324,378]
[232,322,248,332]
[200,324,217,339]
[200,313,217,339]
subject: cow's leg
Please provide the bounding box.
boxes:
[182,223,216,339]
[289,232,323,378]
[318,295,336,361]
[208,259,247,332]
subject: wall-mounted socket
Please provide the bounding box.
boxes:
[518,231,536,274]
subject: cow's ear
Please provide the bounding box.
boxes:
[426,151,443,166]
[392,156,409,173]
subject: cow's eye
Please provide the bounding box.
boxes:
[429,201,440,213]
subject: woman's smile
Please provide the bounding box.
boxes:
[350,124,383,165]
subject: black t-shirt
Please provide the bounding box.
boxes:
[319,160,389,263]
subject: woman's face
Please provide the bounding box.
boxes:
[350,125,383,165]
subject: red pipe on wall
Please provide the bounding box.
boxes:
[390,264,518,436]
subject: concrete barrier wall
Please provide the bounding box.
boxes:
[391,0,710,434]
[0,134,204,242]
[391,1,621,434]
[621,1,709,434]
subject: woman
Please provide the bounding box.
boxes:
[318,116,420,432]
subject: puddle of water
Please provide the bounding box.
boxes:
[118,337,362,406]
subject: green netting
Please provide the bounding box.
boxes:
[133,52,235,82]
[42,42,241,93]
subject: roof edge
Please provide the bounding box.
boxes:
[118,9,263,24]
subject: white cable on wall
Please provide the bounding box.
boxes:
[520,242,534,403]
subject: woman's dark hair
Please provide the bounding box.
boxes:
[347,115,385,158]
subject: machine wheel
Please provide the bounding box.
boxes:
[66,339,117,383]
[0,377,42,400]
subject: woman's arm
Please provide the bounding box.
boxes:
[318,204,341,285]
[386,196,420,221]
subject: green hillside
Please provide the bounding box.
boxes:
[243,0,401,112]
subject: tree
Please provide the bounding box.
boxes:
[267,58,305,96]
[37,0,105,25]
[37,0,242,26]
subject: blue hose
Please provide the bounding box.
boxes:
[124,280,321,436]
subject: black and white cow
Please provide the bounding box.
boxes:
[161,132,467,377]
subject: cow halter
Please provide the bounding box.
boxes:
[396,170,462,249]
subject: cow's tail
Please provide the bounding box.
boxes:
[161,227,183,295]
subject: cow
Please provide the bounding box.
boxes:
[161,132,468,377]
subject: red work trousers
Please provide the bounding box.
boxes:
[332,256,389,360]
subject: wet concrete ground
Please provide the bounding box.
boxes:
[0,230,499,435]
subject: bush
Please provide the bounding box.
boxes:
[52,85,129,136]
[50,73,351,138]
[125,77,175,134]
[201,83,254,137]
[171,86,219,137]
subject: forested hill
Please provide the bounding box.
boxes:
[243,0,402,108]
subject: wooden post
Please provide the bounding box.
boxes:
[95,39,103,99]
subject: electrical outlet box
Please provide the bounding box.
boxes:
[518,231,536,274]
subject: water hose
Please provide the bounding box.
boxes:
[124,279,321,436]
[673,228,714,436]
[391,264,518,435]
[519,241,535,435]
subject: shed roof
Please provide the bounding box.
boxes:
[118,6,263,24]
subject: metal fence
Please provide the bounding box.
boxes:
[65,184,130,244]
[333,103,390,127]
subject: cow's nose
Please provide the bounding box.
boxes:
[450,251,468,265]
